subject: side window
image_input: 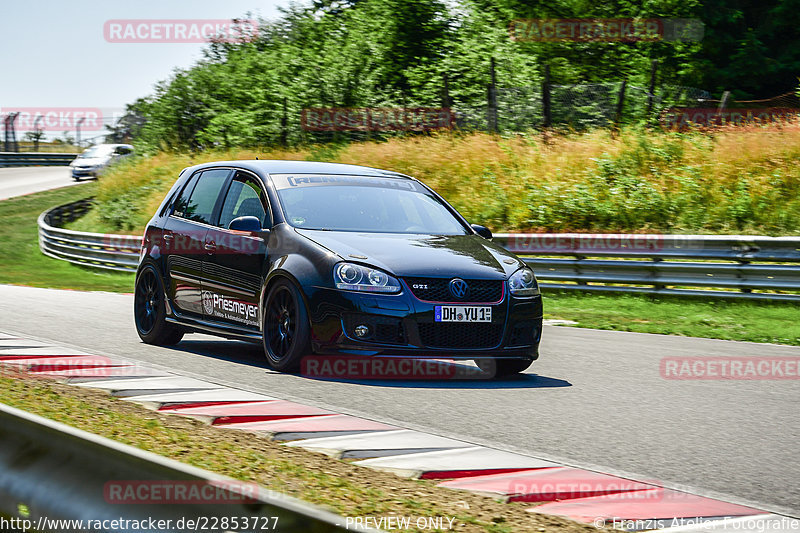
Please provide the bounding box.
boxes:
[170,173,200,218]
[172,169,230,225]
[218,173,270,229]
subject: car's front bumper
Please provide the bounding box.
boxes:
[304,284,542,360]
[71,167,98,178]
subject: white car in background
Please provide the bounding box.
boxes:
[70,144,134,180]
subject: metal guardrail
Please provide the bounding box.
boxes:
[37,201,800,300]
[38,199,140,272]
[494,233,800,301]
[0,402,365,533]
[0,152,77,167]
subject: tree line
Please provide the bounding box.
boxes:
[113,0,800,150]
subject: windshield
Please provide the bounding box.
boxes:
[79,145,114,158]
[272,174,468,235]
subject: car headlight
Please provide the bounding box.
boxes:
[508,267,539,296]
[334,263,401,293]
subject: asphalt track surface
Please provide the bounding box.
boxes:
[1,284,797,517]
[0,166,81,200]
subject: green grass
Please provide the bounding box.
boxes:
[0,374,587,533]
[0,184,134,292]
[543,290,800,346]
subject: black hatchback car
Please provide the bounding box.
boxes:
[134,161,542,377]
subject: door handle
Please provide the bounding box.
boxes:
[204,241,216,252]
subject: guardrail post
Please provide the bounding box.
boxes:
[574,253,587,286]
[735,240,753,293]
[652,256,665,291]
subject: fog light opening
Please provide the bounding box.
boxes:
[354,324,370,338]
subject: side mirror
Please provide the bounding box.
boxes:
[471,224,492,240]
[229,216,270,238]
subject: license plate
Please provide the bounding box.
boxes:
[434,306,492,323]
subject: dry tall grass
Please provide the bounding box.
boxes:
[77,125,800,235]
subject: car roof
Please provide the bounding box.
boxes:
[184,160,412,180]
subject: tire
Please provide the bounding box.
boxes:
[262,279,311,372]
[475,358,533,378]
[134,264,184,345]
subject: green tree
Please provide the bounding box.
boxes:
[696,0,800,97]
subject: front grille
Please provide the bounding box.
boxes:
[404,278,504,303]
[417,323,504,349]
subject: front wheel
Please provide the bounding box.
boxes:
[475,358,533,378]
[262,279,311,372]
[134,264,184,345]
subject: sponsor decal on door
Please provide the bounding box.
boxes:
[202,291,258,326]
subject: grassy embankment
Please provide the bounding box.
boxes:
[0,183,133,291]
[70,126,800,235]
[0,372,596,533]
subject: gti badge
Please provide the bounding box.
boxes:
[449,278,469,299]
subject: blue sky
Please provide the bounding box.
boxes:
[1,0,289,135]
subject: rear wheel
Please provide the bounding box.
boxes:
[134,265,183,345]
[475,358,532,378]
[263,279,311,372]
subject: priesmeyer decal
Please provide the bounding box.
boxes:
[202,291,258,326]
